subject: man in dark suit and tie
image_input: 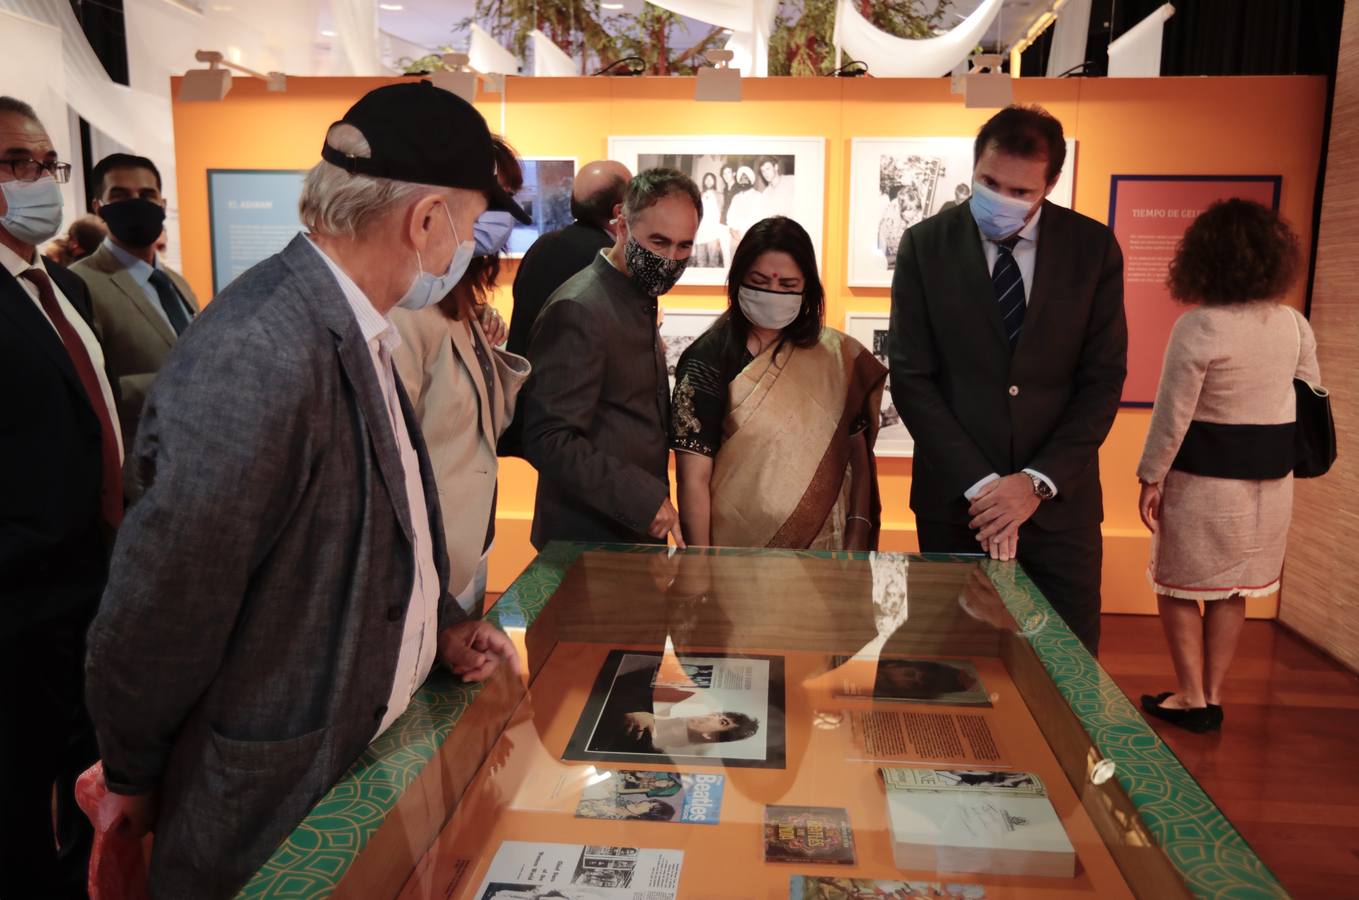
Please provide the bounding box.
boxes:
[0,95,123,899]
[72,153,200,449]
[889,105,1127,654]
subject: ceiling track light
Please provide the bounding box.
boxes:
[178,49,286,102]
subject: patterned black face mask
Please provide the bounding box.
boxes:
[624,236,688,297]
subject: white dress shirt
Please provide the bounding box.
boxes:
[1,241,123,461]
[966,208,1056,501]
[103,238,189,328]
[305,238,442,739]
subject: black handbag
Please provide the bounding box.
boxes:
[1291,311,1337,478]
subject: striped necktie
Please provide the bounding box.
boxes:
[993,236,1025,350]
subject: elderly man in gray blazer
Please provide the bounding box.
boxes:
[84,81,527,898]
[521,168,701,550]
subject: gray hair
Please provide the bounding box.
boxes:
[0,96,41,124]
[298,123,425,239]
[622,167,702,224]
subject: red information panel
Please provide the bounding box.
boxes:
[1109,175,1281,406]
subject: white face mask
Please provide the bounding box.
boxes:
[968,180,1036,241]
[737,284,803,331]
[396,203,475,311]
[0,176,64,246]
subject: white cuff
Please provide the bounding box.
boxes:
[1023,468,1058,498]
[964,473,1001,501]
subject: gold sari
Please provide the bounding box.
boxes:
[710,328,887,549]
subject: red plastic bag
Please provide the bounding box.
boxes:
[74,761,152,900]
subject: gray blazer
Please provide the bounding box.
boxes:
[521,252,671,549]
[70,243,201,449]
[85,234,467,898]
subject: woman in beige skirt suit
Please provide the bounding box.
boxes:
[1137,199,1320,733]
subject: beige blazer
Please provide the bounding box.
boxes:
[391,306,529,598]
[70,243,200,448]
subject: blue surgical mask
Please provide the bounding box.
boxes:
[0,176,64,245]
[472,209,517,257]
[397,204,475,311]
[969,181,1035,241]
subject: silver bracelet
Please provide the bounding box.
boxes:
[847,515,872,526]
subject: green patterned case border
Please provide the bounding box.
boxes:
[237,542,587,899]
[240,544,1285,899]
[979,558,1288,900]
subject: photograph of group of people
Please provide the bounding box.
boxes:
[610,135,826,285]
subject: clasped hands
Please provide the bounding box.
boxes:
[968,473,1041,562]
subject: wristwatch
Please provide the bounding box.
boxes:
[1028,473,1055,500]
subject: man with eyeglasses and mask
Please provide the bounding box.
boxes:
[521,168,701,551]
[84,82,524,898]
[0,95,122,900]
[71,153,200,450]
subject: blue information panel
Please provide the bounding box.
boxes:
[207,169,307,294]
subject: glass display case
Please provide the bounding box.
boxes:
[238,545,1287,900]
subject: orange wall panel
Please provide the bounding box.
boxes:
[170,74,1326,617]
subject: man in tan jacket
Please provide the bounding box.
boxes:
[71,153,199,448]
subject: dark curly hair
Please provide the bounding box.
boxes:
[1167,198,1299,306]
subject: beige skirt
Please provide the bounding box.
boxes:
[1148,468,1294,601]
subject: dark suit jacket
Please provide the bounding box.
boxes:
[85,235,468,898]
[0,257,110,636]
[501,221,613,457]
[521,253,671,549]
[888,201,1127,530]
[508,220,613,357]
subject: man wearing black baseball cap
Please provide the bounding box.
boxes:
[86,81,523,898]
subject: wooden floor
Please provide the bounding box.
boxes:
[1100,613,1359,899]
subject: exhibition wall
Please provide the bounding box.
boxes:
[1283,6,1359,671]
[168,73,1327,617]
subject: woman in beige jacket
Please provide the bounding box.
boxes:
[393,138,530,616]
[1136,199,1320,733]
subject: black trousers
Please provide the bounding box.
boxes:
[917,519,1104,655]
[0,603,100,900]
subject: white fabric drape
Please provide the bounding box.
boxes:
[330,0,386,75]
[530,29,577,77]
[1107,3,1174,77]
[1045,0,1093,77]
[647,0,778,77]
[832,0,1004,77]
[469,22,519,75]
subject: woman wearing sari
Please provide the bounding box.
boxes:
[670,216,888,550]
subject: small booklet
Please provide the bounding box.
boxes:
[764,806,857,866]
[881,767,1076,878]
[790,876,987,899]
[575,770,725,825]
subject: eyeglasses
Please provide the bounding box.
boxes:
[0,158,72,183]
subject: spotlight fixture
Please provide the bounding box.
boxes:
[178,49,286,102]
[962,53,1012,108]
[695,48,740,102]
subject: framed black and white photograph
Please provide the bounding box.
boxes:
[608,136,826,286]
[505,157,576,258]
[564,650,786,770]
[847,138,1077,288]
[844,313,912,457]
[659,307,723,392]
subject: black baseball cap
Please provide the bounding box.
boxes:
[320,80,530,224]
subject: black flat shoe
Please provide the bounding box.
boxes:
[1141,692,1222,734]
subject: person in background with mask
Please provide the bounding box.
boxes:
[520,168,699,550]
[888,104,1126,654]
[392,135,530,617]
[71,153,200,449]
[0,95,121,900]
[671,216,886,551]
[84,82,523,898]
